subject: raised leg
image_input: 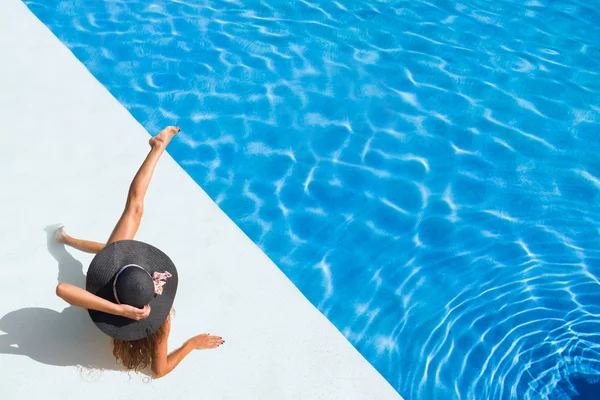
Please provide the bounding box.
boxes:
[106,126,179,244]
[55,226,105,254]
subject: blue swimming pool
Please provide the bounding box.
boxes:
[24,0,600,398]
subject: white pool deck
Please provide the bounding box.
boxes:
[0,1,402,399]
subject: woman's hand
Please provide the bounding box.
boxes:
[118,304,151,320]
[186,333,225,350]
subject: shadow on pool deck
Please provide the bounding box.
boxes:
[0,225,127,373]
[0,305,118,370]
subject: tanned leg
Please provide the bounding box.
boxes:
[55,226,105,254]
[106,126,179,244]
[53,127,179,252]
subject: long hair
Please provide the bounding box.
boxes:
[112,321,167,371]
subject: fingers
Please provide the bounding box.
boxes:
[119,305,152,321]
[192,333,225,349]
[209,335,225,347]
[141,305,151,318]
[134,305,151,320]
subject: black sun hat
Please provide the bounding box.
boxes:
[85,240,178,341]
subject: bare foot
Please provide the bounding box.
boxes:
[149,126,180,149]
[55,225,67,244]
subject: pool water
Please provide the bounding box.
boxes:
[24,0,600,398]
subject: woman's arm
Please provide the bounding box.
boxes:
[152,316,225,378]
[55,282,150,320]
[151,316,192,378]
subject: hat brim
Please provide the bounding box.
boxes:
[86,240,178,341]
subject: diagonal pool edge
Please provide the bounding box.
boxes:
[0,0,403,398]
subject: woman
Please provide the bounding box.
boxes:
[54,126,224,378]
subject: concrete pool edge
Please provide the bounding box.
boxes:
[0,0,402,399]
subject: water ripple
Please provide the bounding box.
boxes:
[23,0,600,398]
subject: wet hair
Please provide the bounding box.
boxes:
[112,320,167,371]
